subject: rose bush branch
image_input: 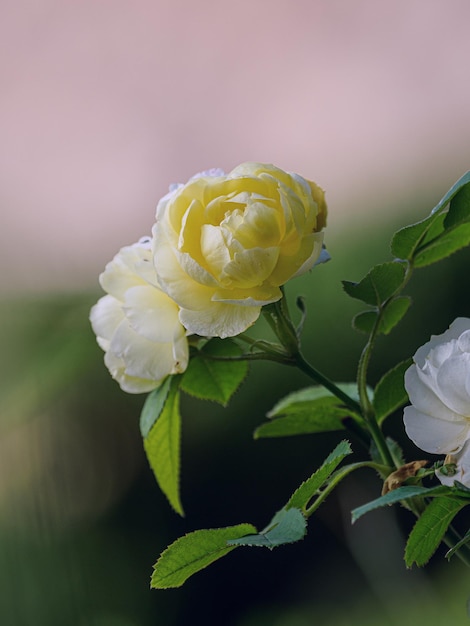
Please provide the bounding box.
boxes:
[89,163,470,592]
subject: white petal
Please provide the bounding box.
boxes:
[458,329,470,353]
[413,318,470,367]
[109,319,182,380]
[435,354,470,416]
[426,340,458,370]
[90,295,124,343]
[403,405,469,454]
[100,240,157,299]
[104,350,161,394]
[405,365,464,422]
[122,285,183,343]
[172,333,190,369]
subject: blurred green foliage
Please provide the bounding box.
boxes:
[1,197,470,625]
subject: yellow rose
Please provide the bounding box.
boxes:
[152,163,327,338]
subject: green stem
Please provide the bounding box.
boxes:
[261,299,363,416]
[206,343,371,450]
[293,351,372,452]
[356,314,395,469]
[293,351,362,415]
[357,334,375,417]
[355,262,415,470]
[305,461,389,518]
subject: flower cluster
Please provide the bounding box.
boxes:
[404,317,470,487]
[90,163,327,392]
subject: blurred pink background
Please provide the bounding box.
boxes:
[2,0,470,293]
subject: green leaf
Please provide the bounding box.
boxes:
[413,222,470,268]
[255,386,359,439]
[287,440,353,510]
[139,377,172,438]
[444,178,470,228]
[352,310,377,334]
[391,211,443,261]
[352,297,411,336]
[391,172,470,261]
[342,262,406,306]
[379,296,411,334]
[405,496,467,567]
[227,508,306,549]
[180,338,248,406]
[373,358,413,424]
[351,485,448,523]
[254,407,347,438]
[433,170,470,216]
[151,523,257,588]
[419,212,447,246]
[267,384,360,417]
[144,377,184,516]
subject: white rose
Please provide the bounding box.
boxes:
[404,317,470,462]
[90,237,189,393]
[152,162,327,339]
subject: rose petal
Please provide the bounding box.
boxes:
[110,319,186,380]
[104,350,160,394]
[123,285,184,343]
[100,240,156,299]
[212,285,282,306]
[173,333,190,366]
[413,318,470,368]
[222,247,280,288]
[153,230,217,310]
[179,302,261,338]
[458,329,470,353]
[435,354,470,416]
[403,405,469,454]
[200,224,231,275]
[90,295,124,344]
[291,232,324,278]
[405,365,464,422]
